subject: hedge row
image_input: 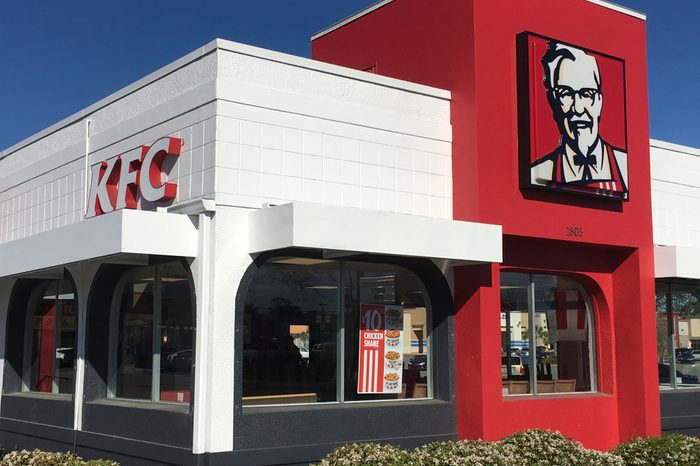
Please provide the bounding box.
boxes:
[313,430,700,466]
[0,449,118,466]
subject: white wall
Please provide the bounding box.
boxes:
[651,139,700,248]
[213,43,452,218]
[0,39,452,247]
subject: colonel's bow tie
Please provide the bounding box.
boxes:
[573,153,597,181]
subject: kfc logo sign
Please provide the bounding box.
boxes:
[521,33,628,200]
[85,137,181,217]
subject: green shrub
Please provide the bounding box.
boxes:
[613,434,700,466]
[500,429,623,466]
[313,443,411,466]
[0,449,119,466]
[314,430,700,466]
[413,439,518,465]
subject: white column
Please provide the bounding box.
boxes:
[0,279,17,414]
[67,262,100,431]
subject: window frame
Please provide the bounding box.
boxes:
[241,256,437,408]
[107,261,195,404]
[21,277,77,396]
[656,279,700,391]
[501,270,598,396]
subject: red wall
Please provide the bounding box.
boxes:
[313,0,659,449]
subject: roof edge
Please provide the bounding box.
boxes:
[651,138,700,158]
[312,0,394,41]
[1,35,450,160]
[585,0,646,20]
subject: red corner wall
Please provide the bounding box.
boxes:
[313,0,660,449]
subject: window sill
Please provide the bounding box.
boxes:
[242,397,446,413]
[502,391,611,401]
[3,391,73,402]
[89,398,190,413]
[660,386,700,393]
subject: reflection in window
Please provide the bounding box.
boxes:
[110,262,193,404]
[242,258,433,406]
[656,282,700,389]
[501,272,595,395]
[26,279,77,394]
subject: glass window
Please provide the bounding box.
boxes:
[109,262,194,404]
[25,279,77,394]
[242,257,433,406]
[501,271,596,395]
[656,282,700,389]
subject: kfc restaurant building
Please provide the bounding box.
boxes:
[0,0,695,464]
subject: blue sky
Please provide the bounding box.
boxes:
[1,1,698,151]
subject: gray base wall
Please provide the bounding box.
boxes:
[660,390,700,436]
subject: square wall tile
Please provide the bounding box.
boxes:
[218,118,240,143]
[359,141,379,165]
[414,151,430,173]
[378,189,397,212]
[283,176,303,201]
[261,173,283,199]
[284,128,303,153]
[323,158,342,183]
[361,164,378,188]
[323,135,341,159]
[379,146,397,167]
[342,139,360,162]
[262,124,283,150]
[303,179,323,203]
[241,121,262,147]
[342,161,361,186]
[261,149,283,174]
[191,146,204,174]
[217,142,240,170]
[323,182,342,206]
[342,184,362,209]
[240,145,261,172]
[303,155,323,180]
[396,147,412,170]
[240,171,261,197]
[283,152,303,178]
[378,166,396,190]
[192,122,205,149]
[303,132,323,156]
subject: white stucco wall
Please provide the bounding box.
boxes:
[651,139,700,248]
[0,39,452,247]
[213,42,452,218]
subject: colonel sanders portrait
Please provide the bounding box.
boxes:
[530,41,628,198]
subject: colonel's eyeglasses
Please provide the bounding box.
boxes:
[554,86,599,107]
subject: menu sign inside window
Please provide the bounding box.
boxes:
[357,304,404,394]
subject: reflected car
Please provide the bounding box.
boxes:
[166,349,193,372]
[409,355,427,370]
[658,363,700,385]
[676,349,695,364]
[502,355,526,378]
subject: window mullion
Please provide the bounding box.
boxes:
[338,261,345,403]
[52,286,60,394]
[667,286,677,389]
[153,266,162,402]
[528,278,537,394]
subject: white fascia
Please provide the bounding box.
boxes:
[655,245,700,280]
[0,209,198,278]
[249,202,502,264]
